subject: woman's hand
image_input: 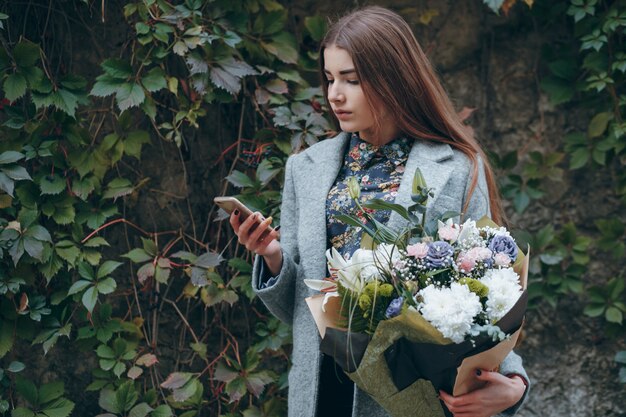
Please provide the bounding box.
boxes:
[439,370,526,417]
[229,210,282,275]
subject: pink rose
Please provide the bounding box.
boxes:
[439,225,460,242]
[466,247,492,261]
[494,252,511,266]
[458,255,476,273]
[406,243,428,259]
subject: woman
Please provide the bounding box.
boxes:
[230,6,529,417]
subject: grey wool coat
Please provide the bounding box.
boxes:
[252,132,530,417]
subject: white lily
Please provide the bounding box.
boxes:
[457,219,479,246]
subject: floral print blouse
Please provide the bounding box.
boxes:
[326,133,412,259]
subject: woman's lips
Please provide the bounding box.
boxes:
[335,110,352,120]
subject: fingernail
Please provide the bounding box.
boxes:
[234,209,239,215]
[274,225,281,231]
[476,369,482,376]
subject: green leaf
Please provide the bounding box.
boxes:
[615,351,626,364]
[262,32,298,64]
[11,408,35,417]
[304,15,327,42]
[97,261,123,279]
[0,320,14,359]
[101,59,132,79]
[82,286,99,312]
[0,151,25,164]
[98,389,121,414]
[0,172,14,196]
[23,237,44,261]
[141,68,167,92]
[606,306,623,324]
[97,277,117,295]
[39,381,64,405]
[588,112,612,138]
[67,280,92,296]
[103,178,134,200]
[25,225,52,242]
[50,89,79,117]
[123,248,152,263]
[116,381,139,412]
[116,83,146,111]
[16,377,38,405]
[129,403,153,417]
[4,73,27,101]
[41,398,74,417]
[124,130,151,159]
[2,165,31,180]
[151,405,173,417]
[225,171,254,188]
[7,361,25,372]
[91,74,123,97]
[39,175,66,195]
[13,41,40,67]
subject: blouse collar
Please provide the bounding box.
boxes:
[347,132,412,168]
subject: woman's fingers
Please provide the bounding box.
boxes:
[250,216,272,242]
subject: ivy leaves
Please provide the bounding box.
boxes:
[91,59,167,113]
[0,151,31,197]
[67,261,121,312]
[12,379,75,417]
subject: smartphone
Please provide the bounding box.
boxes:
[214,196,254,220]
[214,196,275,234]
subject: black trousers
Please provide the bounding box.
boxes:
[315,354,355,417]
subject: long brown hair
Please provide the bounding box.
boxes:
[319,6,504,224]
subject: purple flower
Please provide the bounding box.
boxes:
[488,235,518,262]
[426,241,454,268]
[385,297,404,319]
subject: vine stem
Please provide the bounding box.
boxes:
[81,218,145,243]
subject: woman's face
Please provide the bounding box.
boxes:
[324,45,397,144]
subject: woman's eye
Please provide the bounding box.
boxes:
[347,80,360,85]
[327,79,335,84]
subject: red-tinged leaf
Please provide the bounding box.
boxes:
[127,365,143,380]
[137,263,155,284]
[245,371,274,397]
[265,78,288,95]
[136,353,158,367]
[210,67,240,95]
[194,251,224,268]
[214,362,238,383]
[160,372,192,390]
[157,257,171,268]
[18,292,28,313]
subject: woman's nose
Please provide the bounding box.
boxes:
[328,84,344,103]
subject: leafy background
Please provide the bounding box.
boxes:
[0,0,624,416]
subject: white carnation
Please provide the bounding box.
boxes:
[480,268,523,322]
[418,283,482,343]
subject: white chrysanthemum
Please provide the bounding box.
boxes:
[480,268,523,322]
[418,283,482,343]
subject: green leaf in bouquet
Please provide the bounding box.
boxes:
[362,199,410,221]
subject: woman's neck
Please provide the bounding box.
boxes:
[359,123,401,146]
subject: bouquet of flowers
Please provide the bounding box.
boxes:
[304,170,528,417]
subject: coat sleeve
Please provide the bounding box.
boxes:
[462,154,531,415]
[251,155,300,325]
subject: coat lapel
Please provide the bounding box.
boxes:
[297,132,350,277]
[387,140,454,232]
